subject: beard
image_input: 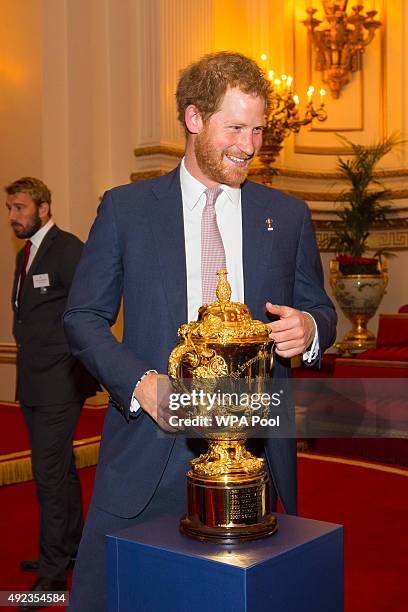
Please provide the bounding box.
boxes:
[194,127,253,188]
[11,210,42,239]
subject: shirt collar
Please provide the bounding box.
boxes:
[180,158,240,210]
[29,218,55,250]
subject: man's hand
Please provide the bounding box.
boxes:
[266,303,315,358]
[134,373,178,432]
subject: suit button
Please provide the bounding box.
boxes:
[17,343,22,348]
[17,319,22,324]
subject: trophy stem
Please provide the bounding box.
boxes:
[180,438,278,544]
[190,437,264,477]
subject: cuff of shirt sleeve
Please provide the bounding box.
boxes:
[301,312,320,364]
[129,369,158,414]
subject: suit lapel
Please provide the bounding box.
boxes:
[12,250,24,310]
[19,225,59,304]
[242,181,275,313]
[148,167,188,330]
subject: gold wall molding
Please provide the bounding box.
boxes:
[279,168,408,179]
[281,189,408,202]
[133,147,408,180]
[313,207,408,215]
[315,218,408,231]
[130,170,167,182]
[134,145,184,158]
[0,343,16,365]
[315,218,408,252]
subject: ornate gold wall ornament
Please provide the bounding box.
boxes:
[258,62,328,173]
[302,2,382,99]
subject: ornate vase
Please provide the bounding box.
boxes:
[330,259,388,355]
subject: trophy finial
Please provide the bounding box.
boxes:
[215,269,231,303]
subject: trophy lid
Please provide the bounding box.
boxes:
[184,270,271,344]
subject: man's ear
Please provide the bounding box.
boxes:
[184,104,204,134]
[38,201,50,221]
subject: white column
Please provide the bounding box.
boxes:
[160,0,214,147]
[42,0,95,239]
[41,0,71,230]
[42,0,136,239]
[131,0,214,172]
[89,0,135,191]
[130,0,162,147]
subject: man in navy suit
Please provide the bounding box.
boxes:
[64,51,336,610]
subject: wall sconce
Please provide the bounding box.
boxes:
[302,1,382,99]
[258,55,328,174]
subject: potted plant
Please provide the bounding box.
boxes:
[329,134,399,353]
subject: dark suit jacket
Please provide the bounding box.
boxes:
[64,167,337,517]
[12,224,99,406]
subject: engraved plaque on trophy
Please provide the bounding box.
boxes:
[168,270,278,544]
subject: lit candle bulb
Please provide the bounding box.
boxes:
[274,78,281,92]
[260,53,268,72]
[268,69,275,81]
[319,88,326,104]
[307,85,314,101]
[293,94,300,105]
[286,75,293,88]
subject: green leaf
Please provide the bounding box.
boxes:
[330,134,403,257]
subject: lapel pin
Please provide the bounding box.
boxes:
[265,218,274,231]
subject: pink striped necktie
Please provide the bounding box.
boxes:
[201,186,226,304]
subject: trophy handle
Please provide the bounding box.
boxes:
[270,341,275,371]
[168,341,198,378]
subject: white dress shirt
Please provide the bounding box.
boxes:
[25,218,55,271]
[130,160,318,412]
[15,219,55,306]
[180,158,244,320]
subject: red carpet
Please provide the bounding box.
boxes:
[308,437,408,466]
[298,454,408,612]
[0,456,406,611]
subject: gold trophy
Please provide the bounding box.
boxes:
[168,270,278,543]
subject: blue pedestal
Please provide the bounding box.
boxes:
[107,513,343,612]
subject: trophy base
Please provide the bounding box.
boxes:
[180,513,278,544]
[180,468,278,544]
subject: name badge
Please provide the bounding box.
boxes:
[33,273,50,289]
